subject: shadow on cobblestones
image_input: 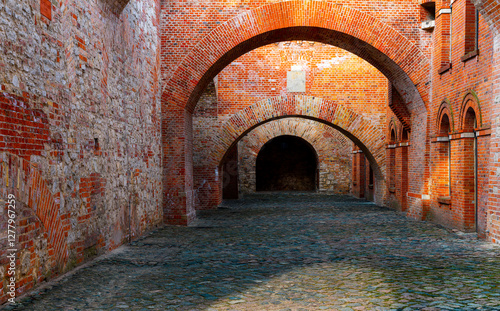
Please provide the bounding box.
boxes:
[4,193,500,310]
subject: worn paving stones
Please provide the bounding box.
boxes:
[5,193,500,310]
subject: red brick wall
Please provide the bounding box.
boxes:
[216,43,388,122]
[0,154,68,303]
[161,1,432,226]
[428,0,494,237]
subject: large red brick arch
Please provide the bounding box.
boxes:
[161,1,433,224]
[161,0,430,114]
[210,95,386,181]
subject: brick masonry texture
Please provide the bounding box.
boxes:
[3,0,500,305]
[160,0,500,246]
[237,118,352,194]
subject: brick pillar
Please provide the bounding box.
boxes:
[485,27,500,244]
[450,134,476,232]
[396,143,409,212]
[386,144,397,208]
[162,109,196,225]
[437,0,452,72]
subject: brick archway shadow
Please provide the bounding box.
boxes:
[209,95,387,205]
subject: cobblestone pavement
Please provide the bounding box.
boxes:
[5,193,500,310]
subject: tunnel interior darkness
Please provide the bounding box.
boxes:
[256,135,318,192]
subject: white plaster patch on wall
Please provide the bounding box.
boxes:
[287,70,306,92]
[316,55,350,69]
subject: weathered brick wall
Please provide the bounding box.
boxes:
[237,118,352,194]
[427,0,494,238]
[0,0,162,303]
[2,0,500,305]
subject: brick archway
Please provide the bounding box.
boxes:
[237,118,352,194]
[161,1,431,224]
[162,1,430,113]
[201,95,387,206]
[211,96,385,181]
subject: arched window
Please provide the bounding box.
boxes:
[438,113,451,197]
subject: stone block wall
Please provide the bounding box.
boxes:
[237,118,352,194]
[0,0,162,303]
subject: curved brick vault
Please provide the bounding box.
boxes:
[161,0,430,114]
[211,95,386,181]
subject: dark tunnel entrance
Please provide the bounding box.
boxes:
[256,135,318,192]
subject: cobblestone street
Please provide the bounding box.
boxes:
[6,194,500,310]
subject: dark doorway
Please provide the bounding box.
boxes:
[222,144,239,199]
[256,135,318,191]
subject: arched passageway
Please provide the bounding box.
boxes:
[234,117,353,195]
[256,135,318,192]
[204,96,387,210]
[161,1,430,224]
